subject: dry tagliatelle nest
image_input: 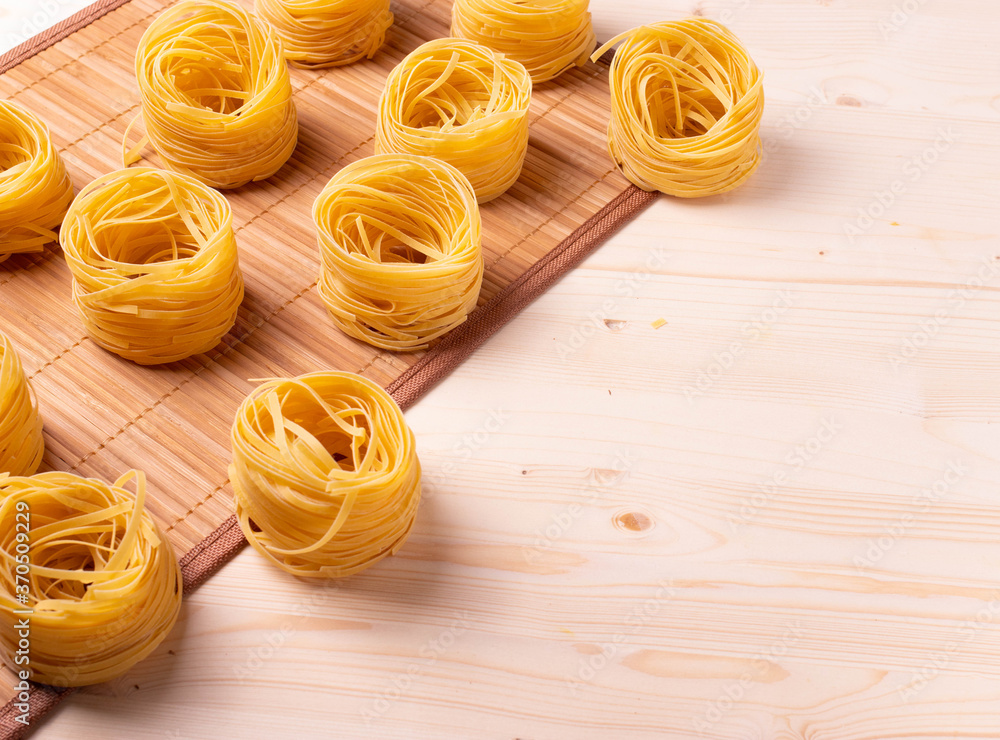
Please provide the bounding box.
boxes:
[313,153,483,352]
[0,332,44,477]
[451,0,596,83]
[60,167,245,365]
[255,0,393,68]
[230,372,422,578]
[0,100,74,263]
[0,471,182,687]
[377,38,532,203]
[127,0,298,189]
[594,18,765,197]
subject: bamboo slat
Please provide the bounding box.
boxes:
[0,0,635,706]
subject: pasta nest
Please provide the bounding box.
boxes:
[593,19,765,197]
[128,0,298,189]
[313,154,483,351]
[230,372,422,578]
[0,471,182,687]
[451,0,596,83]
[0,332,44,477]
[0,101,74,263]
[255,0,393,68]
[377,38,532,203]
[60,167,244,365]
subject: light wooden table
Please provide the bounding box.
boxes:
[5,0,1000,737]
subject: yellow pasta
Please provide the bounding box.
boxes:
[451,0,595,83]
[60,167,244,365]
[376,38,532,203]
[592,19,764,198]
[314,154,483,351]
[0,470,182,687]
[230,372,421,578]
[255,0,393,68]
[0,333,43,477]
[126,0,298,189]
[0,101,74,263]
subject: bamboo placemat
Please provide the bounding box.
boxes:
[0,0,658,733]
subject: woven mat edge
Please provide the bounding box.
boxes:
[0,2,658,733]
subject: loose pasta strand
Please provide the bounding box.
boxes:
[592,18,765,197]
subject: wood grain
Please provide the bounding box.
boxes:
[0,0,644,717]
[8,0,1000,737]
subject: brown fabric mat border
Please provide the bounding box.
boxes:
[0,182,657,739]
[0,684,72,739]
[0,0,137,75]
[0,3,619,87]
[386,184,658,407]
[0,2,660,732]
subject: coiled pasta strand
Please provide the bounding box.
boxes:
[376,38,532,203]
[230,372,421,578]
[0,101,74,263]
[0,470,182,687]
[592,19,764,197]
[127,0,298,189]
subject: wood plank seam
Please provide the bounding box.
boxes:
[0,0,661,732]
